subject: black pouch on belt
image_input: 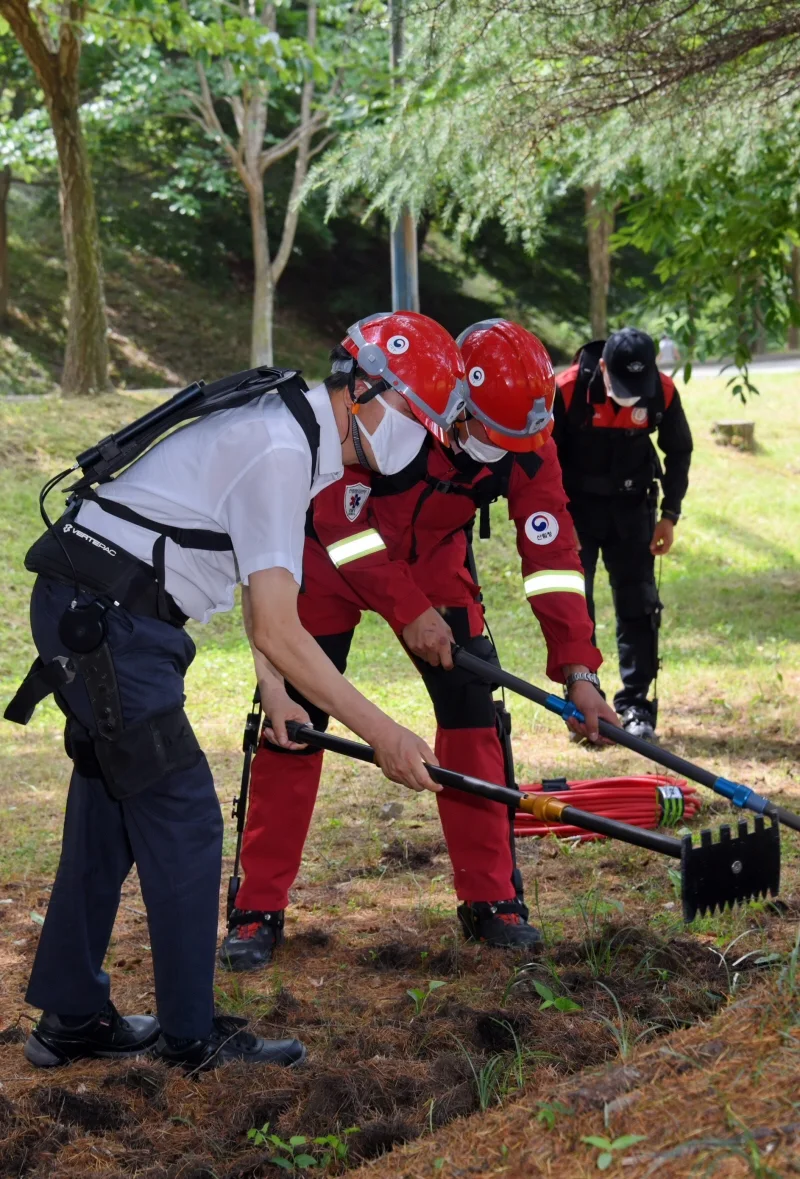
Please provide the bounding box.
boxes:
[93,707,203,800]
[71,642,202,800]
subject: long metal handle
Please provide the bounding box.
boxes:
[285,721,683,858]
[452,646,800,833]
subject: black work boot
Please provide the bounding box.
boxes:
[151,1015,306,1072]
[219,909,284,973]
[618,704,657,742]
[457,898,543,950]
[24,1001,160,1068]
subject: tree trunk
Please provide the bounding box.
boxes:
[0,166,10,326]
[49,99,110,395]
[248,180,274,366]
[585,184,614,339]
[789,244,800,351]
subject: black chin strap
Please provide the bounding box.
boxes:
[353,377,389,409]
[351,415,370,469]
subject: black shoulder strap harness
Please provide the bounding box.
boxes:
[567,339,606,429]
[5,368,320,737]
[60,367,319,620]
[369,443,543,554]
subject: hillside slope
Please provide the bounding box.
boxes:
[0,187,332,395]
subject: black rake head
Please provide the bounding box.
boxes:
[681,817,780,923]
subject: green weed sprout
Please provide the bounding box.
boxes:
[581,1134,646,1171]
[407,979,446,1015]
[535,1100,573,1130]
[532,980,582,1013]
[247,1124,358,1172]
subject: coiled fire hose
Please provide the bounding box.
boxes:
[514,776,702,841]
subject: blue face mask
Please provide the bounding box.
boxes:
[356,395,427,475]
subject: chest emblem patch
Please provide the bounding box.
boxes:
[345,483,371,522]
[525,511,559,545]
[631,407,649,425]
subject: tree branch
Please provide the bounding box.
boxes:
[272,0,319,283]
[182,67,253,191]
[0,0,58,99]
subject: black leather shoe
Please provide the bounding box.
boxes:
[219,909,284,972]
[152,1015,306,1072]
[458,898,543,949]
[618,705,657,741]
[24,1001,160,1068]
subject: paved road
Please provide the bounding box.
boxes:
[685,355,800,378]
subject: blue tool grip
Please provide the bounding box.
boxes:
[713,776,769,813]
[544,694,585,723]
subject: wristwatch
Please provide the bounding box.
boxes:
[564,671,601,695]
[661,509,680,524]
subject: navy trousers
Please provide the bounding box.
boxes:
[25,577,224,1040]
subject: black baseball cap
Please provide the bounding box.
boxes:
[602,328,658,401]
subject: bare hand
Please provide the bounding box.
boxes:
[566,682,621,744]
[261,684,311,750]
[650,518,675,556]
[402,607,455,669]
[372,722,442,793]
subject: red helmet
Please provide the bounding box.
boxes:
[457,319,556,452]
[342,312,467,443]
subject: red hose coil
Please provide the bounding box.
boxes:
[514,775,702,841]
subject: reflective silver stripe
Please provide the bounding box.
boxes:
[327,529,386,567]
[523,570,586,598]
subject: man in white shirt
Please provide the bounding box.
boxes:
[13,312,467,1073]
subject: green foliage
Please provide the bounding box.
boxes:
[406,979,445,1015]
[246,1124,358,1172]
[531,979,582,1014]
[615,129,800,380]
[535,1100,573,1131]
[581,1133,647,1171]
[593,983,664,1062]
[309,1,800,367]
[571,890,626,978]
[779,927,800,998]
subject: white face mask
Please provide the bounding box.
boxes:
[607,389,640,408]
[356,394,427,476]
[459,423,507,464]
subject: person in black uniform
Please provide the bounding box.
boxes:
[553,327,693,740]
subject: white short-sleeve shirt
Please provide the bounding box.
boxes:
[76,383,343,622]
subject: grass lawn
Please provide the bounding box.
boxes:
[0,371,797,1176]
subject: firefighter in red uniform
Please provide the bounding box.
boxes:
[220,320,619,970]
[553,328,693,741]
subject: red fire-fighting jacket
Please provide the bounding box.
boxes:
[305,437,599,683]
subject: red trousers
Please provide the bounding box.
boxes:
[236,607,518,912]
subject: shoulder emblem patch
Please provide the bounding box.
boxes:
[525,511,559,545]
[344,482,370,523]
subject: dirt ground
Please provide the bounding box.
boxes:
[1,787,800,1179]
[1,659,799,1179]
[355,983,800,1179]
